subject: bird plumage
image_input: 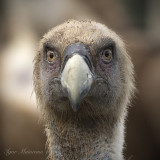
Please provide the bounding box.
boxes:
[34,20,135,160]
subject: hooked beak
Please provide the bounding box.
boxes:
[61,53,93,112]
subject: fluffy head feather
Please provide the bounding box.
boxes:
[33,20,135,160]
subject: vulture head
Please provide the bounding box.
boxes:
[34,20,135,160]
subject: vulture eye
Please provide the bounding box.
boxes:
[101,49,113,63]
[47,50,57,63]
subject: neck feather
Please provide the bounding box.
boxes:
[44,110,124,160]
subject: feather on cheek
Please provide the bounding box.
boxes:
[40,58,60,81]
[47,59,60,73]
[98,58,114,76]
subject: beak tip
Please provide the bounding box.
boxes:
[71,102,79,112]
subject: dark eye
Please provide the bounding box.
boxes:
[47,50,57,63]
[101,49,113,62]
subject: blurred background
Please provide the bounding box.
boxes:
[0,0,160,160]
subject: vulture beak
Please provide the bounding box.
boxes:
[61,43,93,112]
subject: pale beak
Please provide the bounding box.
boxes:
[61,54,93,111]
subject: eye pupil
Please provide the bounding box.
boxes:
[50,53,54,59]
[105,51,109,57]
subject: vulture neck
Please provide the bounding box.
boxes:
[45,110,124,160]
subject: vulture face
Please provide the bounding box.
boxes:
[34,20,133,116]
